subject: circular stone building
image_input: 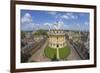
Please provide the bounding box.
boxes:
[47,30,66,48]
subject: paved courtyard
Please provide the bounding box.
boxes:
[28,40,51,62]
[66,39,81,60]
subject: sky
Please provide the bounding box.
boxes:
[21,9,90,31]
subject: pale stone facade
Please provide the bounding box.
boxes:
[47,30,66,48]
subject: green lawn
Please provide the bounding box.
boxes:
[44,46,71,60]
[59,47,70,59]
[44,47,56,59]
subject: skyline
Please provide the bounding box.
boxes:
[21,9,90,31]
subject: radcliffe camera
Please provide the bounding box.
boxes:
[21,10,90,62]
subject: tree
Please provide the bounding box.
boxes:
[21,31,26,39]
[21,53,31,63]
[33,29,48,37]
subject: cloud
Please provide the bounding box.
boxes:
[43,23,53,30]
[47,11,57,16]
[75,22,89,31]
[61,13,78,20]
[21,13,34,31]
[44,23,51,26]
[57,20,64,29]
[62,22,89,31]
[43,20,64,30]
[84,22,89,26]
[47,12,78,23]
[43,21,88,32]
[21,13,33,24]
[43,22,61,30]
[61,15,69,19]
[66,13,77,19]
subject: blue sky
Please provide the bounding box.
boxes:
[21,9,90,31]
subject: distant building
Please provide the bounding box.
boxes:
[24,32,34,44]
[33,35,44,42]
[47,29,66,48]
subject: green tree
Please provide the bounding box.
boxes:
[21,31,26,39]
[33,29,48,37]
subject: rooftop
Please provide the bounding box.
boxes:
[47,30,65,36]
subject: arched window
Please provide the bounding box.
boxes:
[57,44,59,48]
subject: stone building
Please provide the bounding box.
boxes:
[47,30,66,48]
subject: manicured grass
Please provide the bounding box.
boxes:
[59,47,70,59]
[44,47,56,59]
[44,46,71,60]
